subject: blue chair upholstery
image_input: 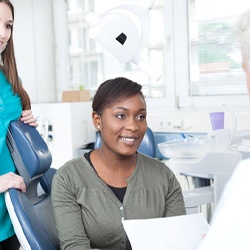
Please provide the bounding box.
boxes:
[5,121,59,250]
[95,127,156,158]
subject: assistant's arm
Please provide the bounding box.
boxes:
[20,110,38,127]
[0,172,26,193]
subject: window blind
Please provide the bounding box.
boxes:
[188,0,249,96]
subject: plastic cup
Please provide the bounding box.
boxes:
[209,112,224,130]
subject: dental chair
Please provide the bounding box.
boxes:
[94,127,157,158]
[4,121,60,250]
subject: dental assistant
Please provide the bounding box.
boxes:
[0,1,38,249]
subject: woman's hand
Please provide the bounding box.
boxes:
[20,110,38,127]
[0,172,26,193]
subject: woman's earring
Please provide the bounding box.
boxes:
[97,125,100,130]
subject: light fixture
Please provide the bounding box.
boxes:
[85,0,161,80]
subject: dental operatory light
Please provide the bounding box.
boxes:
[85,0,161,80]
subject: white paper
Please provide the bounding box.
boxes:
[122,213,209,250]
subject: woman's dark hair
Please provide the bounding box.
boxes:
[1,0,31,110]
[92,77,145,115]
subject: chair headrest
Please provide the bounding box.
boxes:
[7,121,52,185]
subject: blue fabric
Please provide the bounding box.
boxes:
[0,70,22,241]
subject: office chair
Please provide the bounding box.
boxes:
[94,127,157,158]
[4,121,60,250]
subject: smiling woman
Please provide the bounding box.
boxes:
[51,76,186,250]
[91,78,147,159]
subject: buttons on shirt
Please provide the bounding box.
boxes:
[119,206,125,222]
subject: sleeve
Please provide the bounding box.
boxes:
[164,167,187,217]
[51,169,101,250]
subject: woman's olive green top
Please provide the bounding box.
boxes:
[51,152,186,250]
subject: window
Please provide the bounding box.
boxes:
[175,0,250,107]
[66,0,165,98]
[189,0,248,96]
[64,0,250,107]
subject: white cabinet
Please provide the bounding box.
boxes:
[32,102,95,169]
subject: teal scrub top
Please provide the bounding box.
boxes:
[0,70,22,241]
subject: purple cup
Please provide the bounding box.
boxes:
[209,112,224,130]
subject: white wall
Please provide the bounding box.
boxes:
[52,0,70,101]
[11,0,69,103]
